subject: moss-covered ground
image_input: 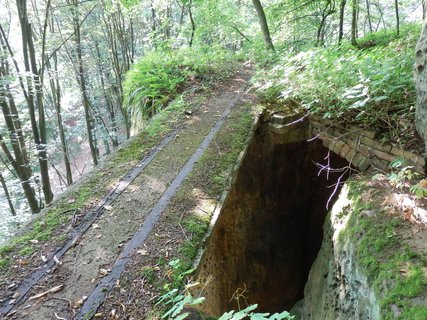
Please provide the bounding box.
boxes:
[341,176,427,320]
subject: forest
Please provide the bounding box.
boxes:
[0,0,425,243]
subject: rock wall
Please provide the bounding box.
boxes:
[415,23,427,159]
[291,187,380,320]
[310,115,425,174]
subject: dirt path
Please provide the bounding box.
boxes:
[2,69,254,320]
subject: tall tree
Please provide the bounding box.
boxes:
[394,0,400,36]
[252,0,275,51]
[67,0,99,167]
[46,54,73,186]
[351,0,359,46]
[0,37,40,213]
[16,0,54,204]
[187,0,196,47]
[316,0,336,46]
[365,0,373,33]
[423,0,426,21]
[414,20,427,168]
[338,0,347,44]
[0,171,16,216]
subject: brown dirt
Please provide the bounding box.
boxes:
[93,93,257,320]
[1,68,256,320]
[361,175,427,270]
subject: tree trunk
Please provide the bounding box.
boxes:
[0,133,39,212]
[423,1,426,21]
[0,171,16,216]
[414,22,427,172]
[351,0,359,46]
[150,0,158,50]
[251,0,275,51]
[54,91,73,185]
[70,0,99,167]
[100,0,131,138]
[188,0,196,47]
[48,55,73,185]
[16,0,54,205]
[316,0,335,46]
[366,0,373,33]
[93,40,119,148]
[338,0,347,44]
[1,17,42,213]
[395,0,400,36]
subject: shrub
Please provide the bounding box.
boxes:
[123,46,237,130]
[253,24,421,144]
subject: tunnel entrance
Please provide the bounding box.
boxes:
[193,119,353,316]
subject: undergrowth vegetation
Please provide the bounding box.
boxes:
[124,46,239,131]
[253,24,421,146]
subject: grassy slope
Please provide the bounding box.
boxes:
[253,24,421,148]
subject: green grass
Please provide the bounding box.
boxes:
[253,23,421,145]
[140,266,156,284]
[0,258,10,268]
[124,46,238,129]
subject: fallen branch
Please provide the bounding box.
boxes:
[54,312,67,320]
[28,284,64,301]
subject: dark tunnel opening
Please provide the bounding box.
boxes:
[193,124,353,316]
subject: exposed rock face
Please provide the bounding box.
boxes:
[414,23,427,158]
[291,187,380,320]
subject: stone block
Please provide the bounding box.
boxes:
[390,147,424,167]
[268,123,291,135]
[346,149,357,163]
[353,153,371,172]
[332,126,345,137]
[310,114,333,126]
[271,114,287,125]
[341,136,362,153]
[322,139,330,148]
[329,140,337,152]
[359,136,392,153]
[362,130,377,139]
[369,148,397,163]
[352,152,364,166]
[346,132,360,141]
[340,144,351,159]
[358,157,371,172]
[309,114,323,123]
[370,157,389,171]
[309,120,323,129]
[266,121,310,144]
[332,141,345,155]
[262,112,272,123]
[413,164,425,174]
[346,124,363,134]
[390,147,406,158]
[414,155,426,167]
